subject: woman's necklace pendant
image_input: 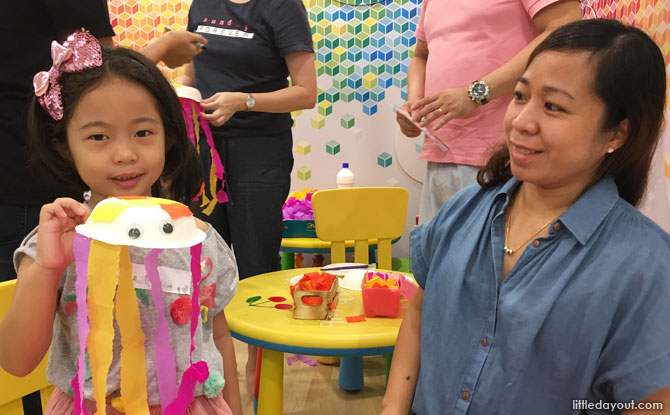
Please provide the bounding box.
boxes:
[503,246,513,255]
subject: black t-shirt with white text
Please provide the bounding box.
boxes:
[187,0,313,137]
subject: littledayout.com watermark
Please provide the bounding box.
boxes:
[573,399,663,411]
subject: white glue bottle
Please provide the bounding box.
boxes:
[336,162,354,188]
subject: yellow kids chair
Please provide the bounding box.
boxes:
[311,186,409,391]
[0,279,54,415]
[311,187,409,270]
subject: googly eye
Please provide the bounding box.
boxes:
[127,224,143,240]
[160,219,174,235]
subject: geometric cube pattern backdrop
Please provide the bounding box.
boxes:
[584,0,670,230]
[108,0,670,247]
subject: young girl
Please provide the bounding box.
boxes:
[0,32,242,415]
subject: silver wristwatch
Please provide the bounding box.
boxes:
[245,93,256,110]
[468,80,490,105]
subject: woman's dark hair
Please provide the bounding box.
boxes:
[477,18,666,206]
[27,46,202,205]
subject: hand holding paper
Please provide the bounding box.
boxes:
[394,107,449,152]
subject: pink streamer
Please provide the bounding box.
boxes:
[180,100,228,204]
[164,244,210,413]
[286,354,317,367]
[163,361,209,415]
[72,234,91,415]
[145,248,178,410]
[188,244,203,357]
[181,100,197,147]
[196,102,228,203]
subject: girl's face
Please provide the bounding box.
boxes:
[66,76,166,207]
[504,51,625,194]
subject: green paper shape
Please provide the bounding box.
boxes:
[135,288,151,306]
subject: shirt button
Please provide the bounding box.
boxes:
[481,338,487,346]
[462,391,470,400]
[533,240,540,247]
[553,223,561,231]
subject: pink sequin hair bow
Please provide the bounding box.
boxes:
[33,31,103,120]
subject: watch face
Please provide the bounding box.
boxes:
[473,83,487,97]
[246,94,255,109]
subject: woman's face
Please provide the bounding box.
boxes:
[504,51,622,193]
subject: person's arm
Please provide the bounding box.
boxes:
[213,311,243,415]
[381,288,424,415]
[140,31,208,69]
[199,50,317,126]
[177,62,196,87]
[396,40,427,137]
[622,387,670,414]
[0,198,89,376]
[413,0,582,128]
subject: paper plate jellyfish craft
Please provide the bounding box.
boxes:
[174,84,227,215]
[72,196,216,415]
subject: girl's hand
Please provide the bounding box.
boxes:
[35,198,90,277]
[200,92,247,127]
[412,86,478,130]
[396,100,422,138]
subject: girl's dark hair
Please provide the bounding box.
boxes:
[477,19,666,206]
[27,46,202,205]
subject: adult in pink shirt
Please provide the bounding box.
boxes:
[397,0,581,224]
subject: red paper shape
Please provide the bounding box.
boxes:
[346,315,367,323]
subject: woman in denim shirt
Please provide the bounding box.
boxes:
[383,19,670,415]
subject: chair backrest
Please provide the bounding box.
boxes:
[312,187,409,270]
[0,279,53,414]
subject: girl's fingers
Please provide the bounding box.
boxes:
[54,199,88,217]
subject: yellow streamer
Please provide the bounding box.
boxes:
[116,246,150,414]
[87,240,120,415]
[202,162,218,216]
[191,104,201,154]
[191,104,220,215]
[88,201,128,223]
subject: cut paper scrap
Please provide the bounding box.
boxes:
[164,361,210,415]
[175,84,227,215]
[164,244,210,411]
[286,354,317,366]
[116,246,149,414]
[146,248,178,410]
[346,315,367,323]
[72,234,91,415]
[72,196,210,415]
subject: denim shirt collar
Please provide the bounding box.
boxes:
[494,175,620,245]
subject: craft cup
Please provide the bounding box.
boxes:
[292,277,339,320]
[361,276,401,318]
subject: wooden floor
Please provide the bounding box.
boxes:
[233,339,387,415]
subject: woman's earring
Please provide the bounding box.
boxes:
[83,190,91,202]
[607,147,614,154]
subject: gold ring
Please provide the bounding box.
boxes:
[436,108,444,114]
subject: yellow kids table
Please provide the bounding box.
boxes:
[224,267,412,415]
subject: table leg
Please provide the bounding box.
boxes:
[338,356,364,391]
[280,251,294,270]
[258,349,284,415]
